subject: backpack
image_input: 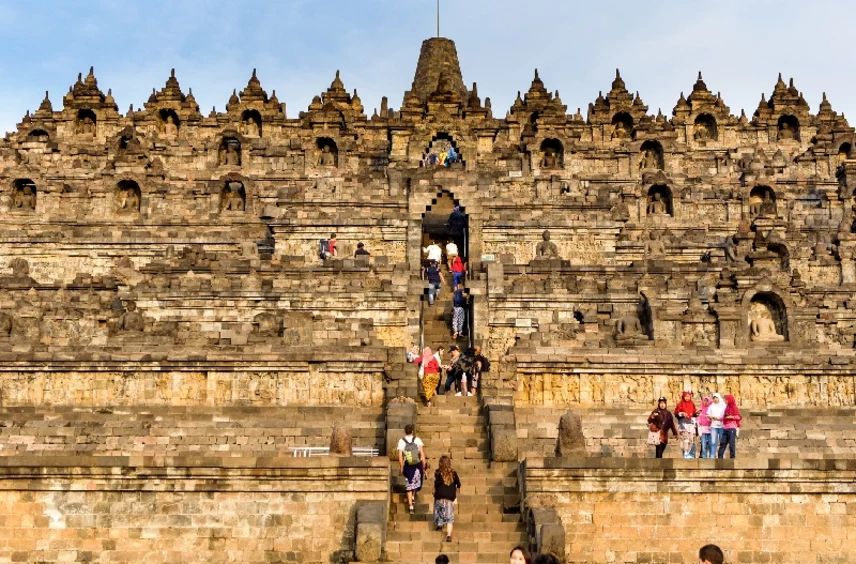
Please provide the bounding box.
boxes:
[319,239,329,259]
[479,356,491,372]
[403,437,421,466]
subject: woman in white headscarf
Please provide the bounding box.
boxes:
[706,393,727,456]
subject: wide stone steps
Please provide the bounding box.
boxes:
[385,387,523,564]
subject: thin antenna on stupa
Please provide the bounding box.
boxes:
[436,0,440,37]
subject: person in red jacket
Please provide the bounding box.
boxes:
[648,397,679,458]
[718,394,742,458]
[674,390,698,458]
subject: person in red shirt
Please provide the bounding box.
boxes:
[451,255,466,287]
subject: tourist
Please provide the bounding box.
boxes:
[471,345,490,394]
[424,260,444,306]
[707,393,726,456]
[428,152,438,166]
[533,554,561,564]
[448,206,467,253]
[410,346,441,407]
[327,233,337,258]
[697,396,713,458]
[509,546,533,564]
[718,394,742,458]
[424,241,443,263]
[450,254,466,287]
[446,145,458,167]
[674,390,698,458]
[451,283,469,340]
[433,455,461,543]
[436,555,450,564]
[433,346,445,396]
[443,345,462,394]
[698,544,724,564]
[445,239,459,270]
[397,424,426,515]
[354,242,370,257]
[647,397,678,458]
[439,148,448,166]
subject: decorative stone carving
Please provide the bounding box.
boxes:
[535,230,559,258]
[319,144,336,167]
[0,311,12,336]
[647,192,667,215]
[253,312,282,337]
[163,115,178,137]
[220,181,245,212]
[645,231,666,258]
[116,301,145,332]
[12,183,36,211]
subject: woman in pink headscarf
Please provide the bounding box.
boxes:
[411,347,441,407]
[717,394,742,458]
[696,396,713,458]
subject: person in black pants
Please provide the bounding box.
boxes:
[647,397,679,458]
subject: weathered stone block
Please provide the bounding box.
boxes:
[538,523,566,563]
[491,427,518,462]
[355,522,383,562]
[330,423,353,456]
[556,410,585,457]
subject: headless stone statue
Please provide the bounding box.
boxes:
[221,182,245,212]
[615,315,645,341]
[535,230,559,258]
[647,193,667,215]
[611,198,630,222]
[750,316,785,342]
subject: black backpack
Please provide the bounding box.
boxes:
[319,239,330,259]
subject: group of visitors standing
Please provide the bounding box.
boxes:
[648,391,742,458]
[435,543,725,564]
[422,143,459,168]
[407,345,490,406]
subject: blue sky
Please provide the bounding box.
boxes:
[1,0,854,133]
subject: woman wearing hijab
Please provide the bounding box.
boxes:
[707,393,726,455]
[718,394,742,458]
[696,396,713,458]
[674,390,698,458]
[647,397,679,458]
[411,347,441,407]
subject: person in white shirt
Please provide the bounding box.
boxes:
[397,424,427,514]
[445,240,458,270]
[424,242,442,263]
[706,393,726,456]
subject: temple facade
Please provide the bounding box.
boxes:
[0,37,855,563]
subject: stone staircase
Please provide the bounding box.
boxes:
[421,281,468,356]
[386,395,526,563]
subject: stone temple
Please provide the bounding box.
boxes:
[0,36,855,563]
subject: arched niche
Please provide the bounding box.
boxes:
[766,241,790,271]
[749,185,776,217]
[115,180,141,213]
[612,112,633,140]
[748,292,787,342]
[646,184,673,216]
[777,115,800,141]
[220,180,246,212]
[11,179,37,211]
[316,137,338,167]
[158,109,180,137]
[839,142,852,164]
[540,138,564,169]
[219,137,242,166]
[639,140,664,170]
[422,132,463,167]
[241,109,262,137]
[76,109,96,136]
[693,113,718,141]
[26,129,50,143]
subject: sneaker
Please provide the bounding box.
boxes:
[445,535,452,543]
[455,392,462,397]
[409,506,414,515]
[467,392,473,397]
